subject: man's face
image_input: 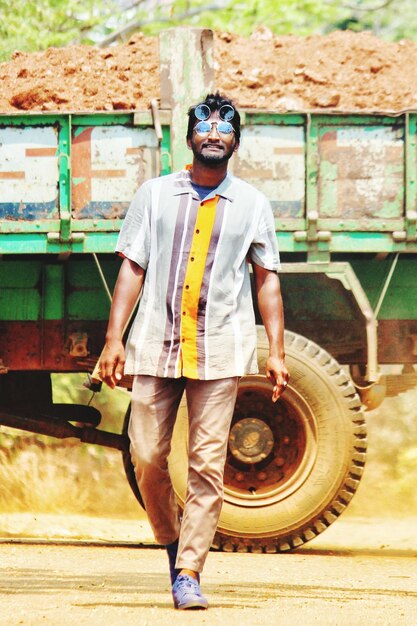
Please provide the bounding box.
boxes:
[187,110,239,167]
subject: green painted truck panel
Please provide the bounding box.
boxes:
[0,111,416,373]
[1,112,416,252]
[351,257,417,319]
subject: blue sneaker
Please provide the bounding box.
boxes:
[166,539,180,585]
[172,574,208,610]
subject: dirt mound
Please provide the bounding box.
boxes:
[216,29,417,112]
[0,33,158,113]
[0,28,416,113]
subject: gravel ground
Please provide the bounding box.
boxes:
[0,514,416,625]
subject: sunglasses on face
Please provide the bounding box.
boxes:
[193,120,235,136]
[194,103,235,122]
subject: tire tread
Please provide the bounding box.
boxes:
[213,329,367,554]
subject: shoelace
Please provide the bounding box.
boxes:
[175,576,198,592]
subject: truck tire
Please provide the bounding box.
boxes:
[122,328,366,552]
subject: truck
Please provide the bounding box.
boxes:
[0,29,416,553]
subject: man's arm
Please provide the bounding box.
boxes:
[252,263,289,402]
[99,257,145,388]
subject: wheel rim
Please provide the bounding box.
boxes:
[223,376,318,507]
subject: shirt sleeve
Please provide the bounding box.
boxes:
[115,182,151,270]
[249,195,281,271]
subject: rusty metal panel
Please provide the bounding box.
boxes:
[71,125,159,219]
[0,320,108,370]
[318,124,404,220]
[0,322,42,369]
[0,126,59,220]
[230,125,305,218]
[378,320,417,363]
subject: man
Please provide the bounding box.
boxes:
[100,92,288,610]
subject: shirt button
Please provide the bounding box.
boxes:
[181,338,185,343]
[185,284,189,290]
[182,311,186,316]
[190,257,195,262]
[196,229,200,234]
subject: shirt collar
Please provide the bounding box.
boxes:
[172,168,235,202]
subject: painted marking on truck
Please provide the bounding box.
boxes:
[71,125,158,218]
[25,147,57,157]
[274,147,304,156]
[71,127,93,213]
[91,169,126,178]
[0,171,25,179]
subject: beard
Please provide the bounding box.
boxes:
[190,140,235,167]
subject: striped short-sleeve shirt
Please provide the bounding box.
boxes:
[116,168,280,380]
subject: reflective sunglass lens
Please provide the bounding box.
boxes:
[194,104,211,121]
[219,104,235,121]
[194,121,235,136]
[194,121,212,135]
[217,122,234,134]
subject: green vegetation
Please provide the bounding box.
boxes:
[0,375,138,518]
[0,437,141,517]
[1,0,417,61]
[0,0,114,61]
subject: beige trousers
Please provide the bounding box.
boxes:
[128,375,239,573]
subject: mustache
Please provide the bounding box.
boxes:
[202,142,224,149]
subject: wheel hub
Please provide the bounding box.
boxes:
[222,378,318,503]
[229,418,274,464]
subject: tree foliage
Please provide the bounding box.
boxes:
[1,0,417,62]
[0,0,117,60]
[134,0,417,40]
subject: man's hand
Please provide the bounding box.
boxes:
[266,355,289,402]
[99,339,126,389]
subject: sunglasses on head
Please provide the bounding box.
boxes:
[194,103,235,122]
[193,120,235,136]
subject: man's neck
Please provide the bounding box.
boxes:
[189,159,228,187]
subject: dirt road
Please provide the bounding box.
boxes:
[0,515,416,626]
